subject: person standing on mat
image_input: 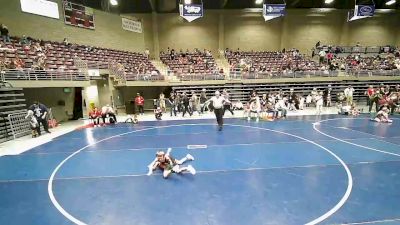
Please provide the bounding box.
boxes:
[135,93,145,115]
[28,101,51,135]
[222,89,234,116]
[204,91,226,131]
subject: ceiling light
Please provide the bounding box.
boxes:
[255,0,263,5]
[325,0,334,4]
[184,0,192,4]
[110,0,118,6]
[386,0,396,5]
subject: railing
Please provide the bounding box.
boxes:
[314,45,396,55]
[7,111,30,139]
[229,70,339,80]
[108,62,127,85]
[125,73,165,81]
[176,73,225,81]
[347,69,400,77]
[2,69,88,81]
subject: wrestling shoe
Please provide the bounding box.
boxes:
[187,165,196,175]
[186,154,194,161]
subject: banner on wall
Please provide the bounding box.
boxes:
[121,17,142,33]
[179,3,203,22]
[348,1,375,21]
[263,3,286,21]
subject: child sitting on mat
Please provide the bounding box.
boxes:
[154,107,162,120]
[373,106,393,123]
[147,148,196,179]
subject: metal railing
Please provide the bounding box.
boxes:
[125,73,165,81]
[314,45,396,55]
[229,70,339,80]
[7,111,30,139]
[1,69,88,81]
[176,73,225,81]
[347,69,400,77]
[108,62,127,85]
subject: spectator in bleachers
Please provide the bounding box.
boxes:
[19,35,30,45]
[63,38,70,46]
[318,49,326,64]
[144,48,150,59]
[0,24,10,43]
[13,56,25,78]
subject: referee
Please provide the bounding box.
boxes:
[205,91,226,131]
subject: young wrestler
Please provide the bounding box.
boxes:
[25,110,39,138]
[154,107,163,120]
[147,148,196,179]
[373,106,393,123]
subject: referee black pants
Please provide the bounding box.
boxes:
[214,108,224,127]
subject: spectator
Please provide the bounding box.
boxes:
[89,107,101,127]
[19,35,30,45]
[28,101,51,135]
[0,24,10,43]
[63,38,69,46]
[13,56,25,78]
[344,85,355,105]
[144,48,150,59]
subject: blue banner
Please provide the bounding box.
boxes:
[182,4,203,17]
[263,4,286,15]
[179,4,203,22]
[348,3,375,21]
[356,5,375,17]
[263,4,286,21]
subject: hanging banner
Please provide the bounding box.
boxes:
[348,2,375,21]
[121,17,142,33]
[263,3,286,21]
[179,4,203,22]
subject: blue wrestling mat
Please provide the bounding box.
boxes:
[1,115,400,225]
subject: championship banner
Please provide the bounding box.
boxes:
[263,3,286,21]
[122,17,142,33]
[348,1,375,21]
[179,4,203,22]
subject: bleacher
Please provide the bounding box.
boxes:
[160,50,224,80]
[0,87,27,143]
[226,49,321,77]
[0,36,157,81]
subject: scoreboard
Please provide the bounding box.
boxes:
[63,1,95,30]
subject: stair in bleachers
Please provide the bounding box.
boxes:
[0,88,27,143]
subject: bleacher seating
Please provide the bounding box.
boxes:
[0,87,27,143]
[0,36,157,81]
[226,49,320,76]
[160,50,219,79]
